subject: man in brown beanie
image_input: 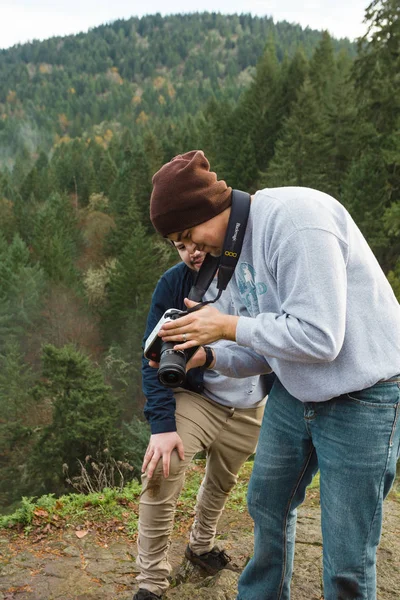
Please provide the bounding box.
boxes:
[147,150,400,600]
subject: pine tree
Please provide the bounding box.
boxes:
[35,151,51,200]
[199,98,235,179]
[353,0,400,203]
[0,233,45,350]
[0,342,35,508]
[0,170,16,203]
[11,148,32,192]
[279,48,308,120]
[230,134,259,191]
[20,165,40,202]
[98,151,118,197]
[0,196,16,242]
[0,341,35,423]
[143,131,165,177]
[103,223,171,344]
[248,39,282,171]
[31,192,81,285]
[106,153,144,255]
[12,191,37,244]
[342,142,399,270]
[130,146,153,229]
[350,0,400,270]
[309,31,337,101]
[223,39,282,181]
[50,140,96,207]
[28,344,124,494]
[353,0,400,136]
[321,54,358,198]
[264,78,330,192]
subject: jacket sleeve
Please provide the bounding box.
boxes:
[142,275,177,434]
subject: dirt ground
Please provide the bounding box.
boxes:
[0,492,399,600]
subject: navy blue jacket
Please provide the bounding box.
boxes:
[142,262,204,434]
[141,262,275,434]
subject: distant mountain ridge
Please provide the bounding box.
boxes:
[0,13,355,163]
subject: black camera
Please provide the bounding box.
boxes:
[144,309,199,388]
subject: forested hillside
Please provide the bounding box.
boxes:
[0,12,354,165]
[0,1,399,513]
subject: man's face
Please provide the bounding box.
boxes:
[168,209,229,258]
[173,241,206,272]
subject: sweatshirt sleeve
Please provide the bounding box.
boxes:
[142,276,177,434]
[213,340,273,378]
[236,228,349,364]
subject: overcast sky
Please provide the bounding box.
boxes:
[1,0,370,50]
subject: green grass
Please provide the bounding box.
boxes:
[0,461,323,535]
[0,480,141,535]
[0,461,213,535]
[6,460,397,537]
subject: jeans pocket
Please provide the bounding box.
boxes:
[346,383,400,448]
[345,382,400,409]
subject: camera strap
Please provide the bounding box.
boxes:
[188,253,220,302]
[186,189,251,313]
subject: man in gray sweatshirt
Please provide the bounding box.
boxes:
[148,150,400,600]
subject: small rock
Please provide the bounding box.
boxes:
[62,545,80,557]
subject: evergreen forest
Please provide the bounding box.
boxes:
[0,1,399,513]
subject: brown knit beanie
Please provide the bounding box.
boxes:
[150,150,232,236]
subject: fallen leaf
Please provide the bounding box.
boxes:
[75,530,89,539]
[33,509,49,518]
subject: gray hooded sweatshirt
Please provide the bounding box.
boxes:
[214,187,400,402]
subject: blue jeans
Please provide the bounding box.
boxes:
[237,377,400,600]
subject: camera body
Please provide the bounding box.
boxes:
[144,309,183,362]
[144,309,198,388]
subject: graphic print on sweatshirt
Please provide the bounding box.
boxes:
[236,262,267,316]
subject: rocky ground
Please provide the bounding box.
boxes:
[1,489,399,600]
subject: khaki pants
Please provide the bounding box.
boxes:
[136,389,264,595]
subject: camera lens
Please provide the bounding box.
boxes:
[161,370,182,386]
[158,343,186,388]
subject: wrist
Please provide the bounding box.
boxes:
[202,345,215,369]
[221,315,239,341]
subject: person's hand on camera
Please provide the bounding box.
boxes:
[158,298,238,350]
[148,345,214,371]
[142,432,185,479]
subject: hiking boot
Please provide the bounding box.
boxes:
[132,589,162,600]
[184,544,238,575]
